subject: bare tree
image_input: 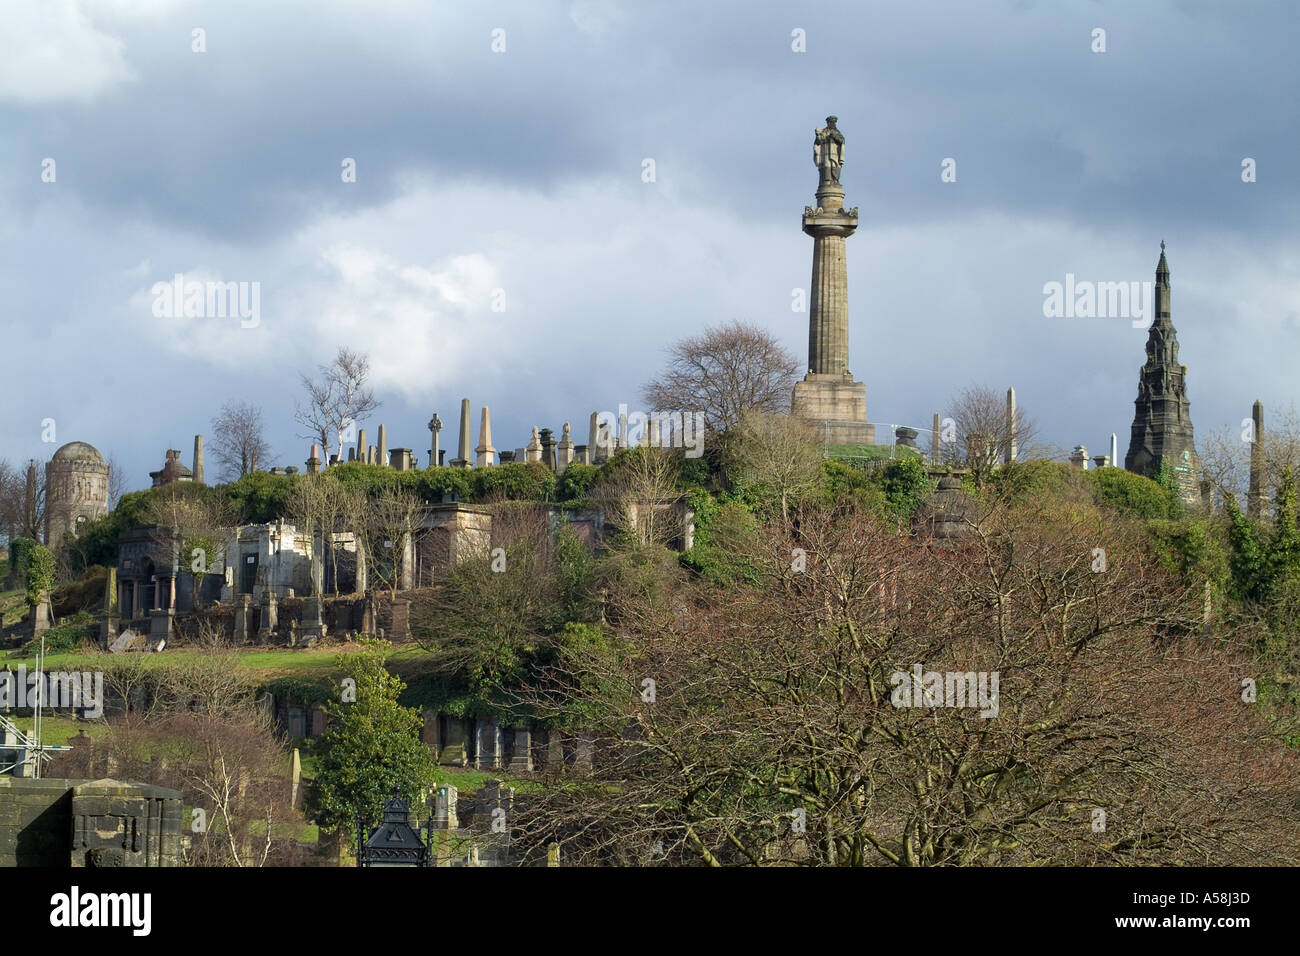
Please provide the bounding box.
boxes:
[727,411,824,522]
[361,484,424,600]
[294,347,382,463]
[211,401,271,481]
[104,452,127,508]
[589,447,686,549]
[410,503,561,689]
[643,321,800,434]
[146,484,237,610]
[1199,404,1300,512]
[510,498,1300,866]
[289,474,365,596]
[945,384,1040,484]
[0,459,44,542]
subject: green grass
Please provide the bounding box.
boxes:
[4,714,109,746]
[430,765,546,795]
[1,642,431,676]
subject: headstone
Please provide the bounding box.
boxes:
[233,594,253,644]
[440,717,468,766]
[147,609,172,648]
[434,785,459,829]
[377,424,387,467]
[545,729,565,773]
[1069,445,1090,470]
[257,590,278,642]
[547,842,561,867]
[108,629,139,654]
[301,596,326,644]
[290,748,301,809]
[103,566,118,616]
[556,423,574,474]
[525,427,542,464]
[508,724,533,773]
[30,592,52,640]
[572,733,593,775]
[476,718,502,770]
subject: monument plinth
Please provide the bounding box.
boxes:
[791,116,874,445]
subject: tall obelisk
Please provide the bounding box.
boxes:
[791,116,874,445]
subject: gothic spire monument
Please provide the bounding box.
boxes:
[1124,242,1201,503]
[791,116,875,445]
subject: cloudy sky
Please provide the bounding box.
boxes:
[2,0,1297,487]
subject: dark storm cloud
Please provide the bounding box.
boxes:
[1,0,1296,485]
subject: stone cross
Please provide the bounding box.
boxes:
[428,413,442,468]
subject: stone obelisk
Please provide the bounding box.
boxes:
[1248,400,1265,519]
[791,115,874,445]
[192,434,205,485]
[475,407,496,467]
[451,399,472,468]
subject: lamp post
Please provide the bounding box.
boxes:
[357,789,433,867]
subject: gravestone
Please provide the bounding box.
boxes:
[507,725,533,773]
[257,590,278,642]
[233,594,253,644]
[434,785,459,830]
[475,718,502,770]
[439,717,468,766]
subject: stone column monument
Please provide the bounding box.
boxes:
[791,115,874,445]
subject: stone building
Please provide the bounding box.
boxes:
[44,441,110,547]
[0,776,182,867]
[1124,243,1201,503]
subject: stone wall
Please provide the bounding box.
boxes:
[0,776,182,867]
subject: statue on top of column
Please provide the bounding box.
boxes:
[814,115,845,185]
